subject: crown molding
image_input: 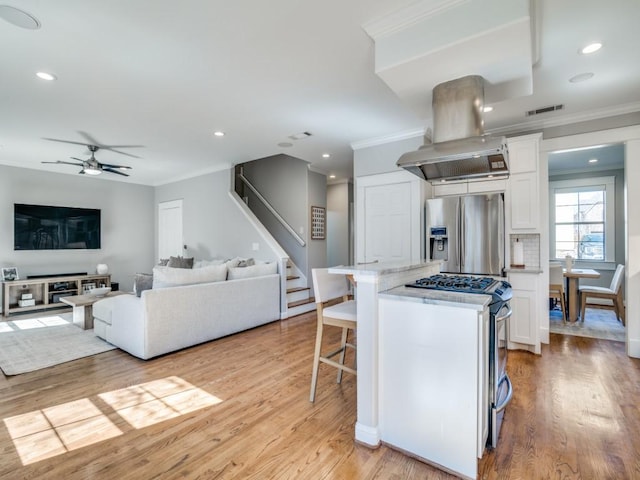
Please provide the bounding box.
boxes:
[488,101,640,136]
[351,127,425,150]
[362,0,469,39]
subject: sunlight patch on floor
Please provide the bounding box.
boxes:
[1,315,69,333]
[3,376,222,465]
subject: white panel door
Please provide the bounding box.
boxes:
[158,200,183,261]
[364,183,411,263]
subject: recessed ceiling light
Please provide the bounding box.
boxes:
[0,6,40,29]
[588,158,598,164]
[569,72,594,83]
[329,175,336,179]
[322,153,330,158]
[213,131,225,137]
[277,142,293,148]
[483,106,493,113]
[580,42,602,55]
[36,72,56,81]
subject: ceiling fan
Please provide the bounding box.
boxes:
[41,131,143,177]
[43,145,133,177]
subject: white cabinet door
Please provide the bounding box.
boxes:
[509,288,536,345]
[433,182,467,197]
[364,183,411,263]
[507,134,540,174]
[508,172,539,230]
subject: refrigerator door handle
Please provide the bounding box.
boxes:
[460,198,465,268]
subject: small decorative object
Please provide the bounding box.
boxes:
[96,263,109,275]
[510,238,525,268]
[311,206,326,240]
[88,286,111,297]
[1,267,19,281]
[565,255,574,272]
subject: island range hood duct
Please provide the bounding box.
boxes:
[397,75,509,183]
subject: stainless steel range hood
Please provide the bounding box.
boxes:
[397,75,508,183]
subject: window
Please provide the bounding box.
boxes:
[550,176,615,262]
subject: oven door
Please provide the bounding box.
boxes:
[489,303,513,449]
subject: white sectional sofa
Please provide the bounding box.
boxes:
[93,264,280,359]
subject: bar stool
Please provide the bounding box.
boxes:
[309,268,357,402]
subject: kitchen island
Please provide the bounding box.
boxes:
[330,262,492,480]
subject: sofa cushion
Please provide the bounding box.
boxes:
[153,264,227,288]
[168,256,194,269]
[227,262,277,280]
[193,258,225,268]
[134,273,153,297]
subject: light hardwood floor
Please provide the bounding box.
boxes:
[1,311,639,479]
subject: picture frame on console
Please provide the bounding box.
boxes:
[1,267,19,281]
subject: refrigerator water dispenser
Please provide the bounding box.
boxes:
[429,226,449,261]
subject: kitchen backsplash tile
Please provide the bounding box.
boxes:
[510,233,540,268]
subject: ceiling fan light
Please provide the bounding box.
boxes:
[84,167,101,175]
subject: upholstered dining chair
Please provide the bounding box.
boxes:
[579,264,625,325]
[549,262,567,322]
[309,268,357,403]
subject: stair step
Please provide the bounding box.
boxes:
[288,297,315,308]
[287,286,310,294]
[286,275,300,281]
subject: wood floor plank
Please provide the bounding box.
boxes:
[1,313,640,479]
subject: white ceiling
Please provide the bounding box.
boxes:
[1,0,639,186]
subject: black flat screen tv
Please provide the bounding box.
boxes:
[14,204,101,250]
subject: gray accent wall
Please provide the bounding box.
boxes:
[0,165,155,299]
[308,170,327,277]
[327,182,352,268]
[154,169,279,264]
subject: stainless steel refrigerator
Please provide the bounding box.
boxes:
[426,193,505,276]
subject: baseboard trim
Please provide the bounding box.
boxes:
[628,337,640,359]
[355,422,381,448]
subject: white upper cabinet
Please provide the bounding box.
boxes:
[507,134,540,174]
[506,134,542,231]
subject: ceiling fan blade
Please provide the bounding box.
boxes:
[97,147,142,159]
[100,162,132,170]
[42,160,84,167]
[70,157,87,162]
[42,137,90,147]
[102,167,130,177]
[79,169,86,175]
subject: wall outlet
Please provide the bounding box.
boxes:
[252,242,259,251]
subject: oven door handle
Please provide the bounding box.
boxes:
[495,306,512,323]
[495,374,513,413]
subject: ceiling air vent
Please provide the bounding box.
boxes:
[526,104,564,117]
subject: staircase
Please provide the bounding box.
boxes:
[285,261,316,317]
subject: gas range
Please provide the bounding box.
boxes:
[406,274,512,311]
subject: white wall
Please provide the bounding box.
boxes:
[0,165,155,298]
[354,136,423,177]
[154,169,279,263]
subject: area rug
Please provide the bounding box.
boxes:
[0,313,116,376]
[549,307,625,342]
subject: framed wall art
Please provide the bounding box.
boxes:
[311,206,326,240]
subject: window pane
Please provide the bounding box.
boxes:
[556,205,577,223]
[556,192,577,207]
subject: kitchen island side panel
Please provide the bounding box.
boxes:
[379,298,485,480]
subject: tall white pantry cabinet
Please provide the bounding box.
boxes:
[505,133,544,354]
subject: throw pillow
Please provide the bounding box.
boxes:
[237,258,255,267]
[152,263,227,288]
[158,258,169,266]
[134,273,153,297]
[227,262,277,280]
[168,256,194,269]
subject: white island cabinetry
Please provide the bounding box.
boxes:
[378,288,490,480]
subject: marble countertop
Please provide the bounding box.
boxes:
[505,266,543,274]
[379,285,491,311]
[329,260,442,277]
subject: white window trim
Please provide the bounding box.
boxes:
[549,176,615,264]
